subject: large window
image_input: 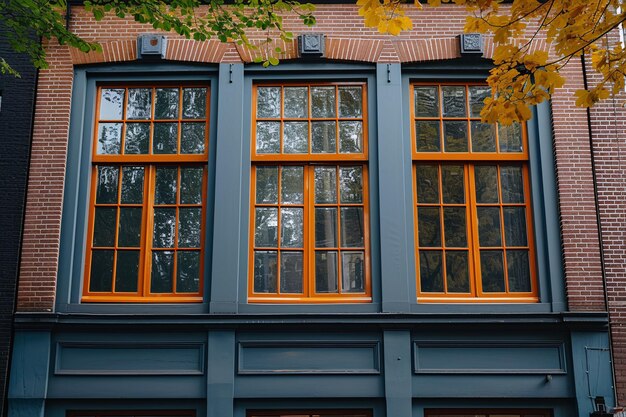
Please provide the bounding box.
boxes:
[412,83,537,302]
[250,82,371,303]
[83,85,209,302]
[425,410,550,417]
[248,411,371,417]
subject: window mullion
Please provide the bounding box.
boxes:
[467,164,482,297]
[142,165,156,297]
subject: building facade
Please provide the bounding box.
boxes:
[6,4,626,417]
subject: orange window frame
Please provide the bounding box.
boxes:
[83,84,209,303]
[411,82,538,303]
[249,82,371,303]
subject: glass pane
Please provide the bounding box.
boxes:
[284,87,308,118]
[127,88,151,120]
[474,165,499,203]
[504,207,528,246]
[115,250,139,292]
[155,88,179,119]
[443,207,466,247]
[180,167,203,204]
[416,164,439,203]
[89,250,114,292]
[446,251,469,292]
[441,165,464,204]
[414,86,439,117]
[100,88,125,120]
[257,87,281,118]
[153,208,176,248]
[96,166,119,204]
[342,251,365,292]
[419,250,443,292]
[151,251,173,293]
[254,251,277,293]
[179,208,201,248]
[182,88,207,119]
[255,207,278,247]
[418,207,441,247]
[477,207,502,247]
[281,208,303,248]
[118,208,142,247]
[415,120,441,152]
[340,166,363,203]
[469,86,491,117]
[121,166,144,204]
[280,252,303,293]
[499,122,523,152]
[93,207,116,247]
[341,207,364,247]
[177,251,200,292]
[315,207,337,247]
[314,167,337,203]
[311,86,336,118]
[443,121,468,152]
[442,85,466,117]
[283,122,308,153]
[339,86,362,118]
[500,165,524,203]
[312,121,336,153]
[256,166,278,204]
[471,121,496,152]
[97,123,122,154]
[508,250,531,292]
[339,121,363,153]
[181,123,205,154]
[256,121,280,154]
[155,167,178,205]
[315,251,338,293]
[480,250,505,292]
[153,123,178,154]
[124,123,150,154]
[281,166,304,204]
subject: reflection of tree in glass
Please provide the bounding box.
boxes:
[97,166,118,202]
[446,251,469,292]
[281,167,303,204]
[98,124,121,154]
[254,252,277,293]
[443,121,467,152]
[311,87,335,118]
[471,122,496,153]
[339,87,362,118]
[256,166,278,204]
[340,167,362,203]
[339,121,362,153]
[442,86,466,117]
[480,251,505,292]
[255,208,278,247]
[415,121,440,152]
[257,87,281,118]
[183,88,207,119]
[256,122,280,153]
[153,209,176,248]
[280,208,303,247]
[474,166,499,203]
[127,89,151,119]
[155,88,179,119]
[420,251,443,292]
[101,89,124,119]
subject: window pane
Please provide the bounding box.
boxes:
[256,166,279,204]
[339,86,362,118]
[441,165,464,204]
[124,123,150,154]
[341,207,364,247]
[283,122,308,153]
[471,121,496,152]
[477,207,502,247]
[499,122,523,152]
[97,123,122,154]
[257,87,281,118]
[315,251,338,293]
[180,167,203,204]
[181,123,205,154]
[100,88,125,120]
[281,207,304,248]
[121,166,144,204]
[500,165,524,203]
[340,166,363,203]
[418,207,441,247]
[312,121,336,153]
[127,88,151,120]
[442,86,466,117]
[315,208,337,247]
[254,251,277,292]
[280,252,303,293]
[508,250,531,292]
[415,120,441,152]
[255,208,278,247]
[504,207,528,246]
[96,166,119,204]
[443,121,468,152]
[474,165,499,203]
[90,250,114,292]
[284,87,308,118]
[481,250,505,292]
[311,86,336,118]
[115,250,139,292]
[182,88,207,119]
[155,167,178,205]
[153,123,178,154]
[443,207,467,247]
[314,167,337,203]
[469,86,491,117]
[118,208,142,247]
[151,251,174,293]
[339,121,363,153]
[342,251,365,292]
[256,121,280,154]
[281,166,304,204]
[446,251,469,292]
[177,251,200,292]
[420,250,443,292]
[93,207,116,247]
[155,88,179,119]
[153,208,176,248]
[416,164,439,203]
[179,208,202,248]
[414,86,439,117]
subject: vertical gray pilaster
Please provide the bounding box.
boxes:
[383,330,412,417]
[210,63,245,313]
[207,331,236,417]
[376,63,412,313]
